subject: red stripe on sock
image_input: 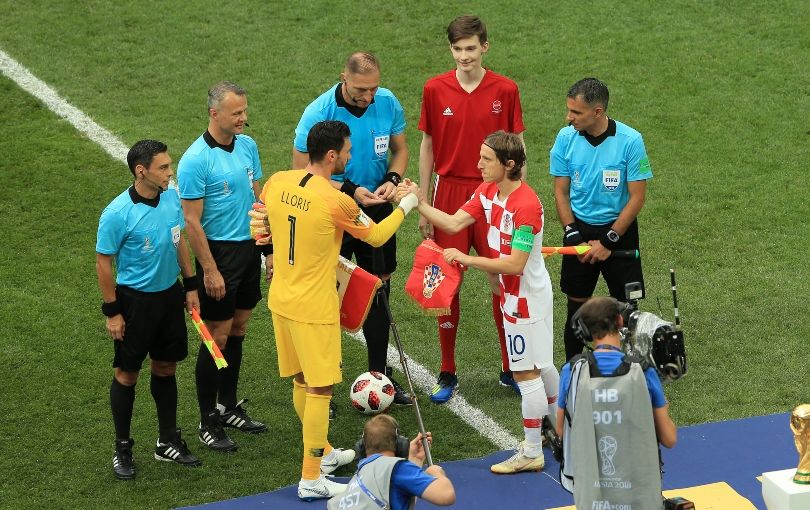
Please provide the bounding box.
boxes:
[547,395,558,404]
[523,418,541,428]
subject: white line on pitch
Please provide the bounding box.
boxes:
[348,330,520,450]
[0,48,128,164]
[0,44,527,460]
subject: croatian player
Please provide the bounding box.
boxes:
[418,15,527,401]
[399,131,559,474]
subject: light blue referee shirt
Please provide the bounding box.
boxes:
[550,119,652,225]
[96,187,184,292]
[177,132,262,241]
[293,84,406,191]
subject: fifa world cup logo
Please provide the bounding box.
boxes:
[598,435,618,476]
[791,404,810,484]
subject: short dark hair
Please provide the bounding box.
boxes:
[363,414,399,455]
[447,15,487,44]
[483,130,525,180]
[208,81,247,110]
[306,121,351,163]
[567,78,610,111]
[345,52,380,75]
[578,297,623,339]
[126,139,168,177]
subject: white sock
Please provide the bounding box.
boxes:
[517,377,548,458]
[541,365,560,422]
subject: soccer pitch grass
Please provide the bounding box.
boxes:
[1,1,809,507]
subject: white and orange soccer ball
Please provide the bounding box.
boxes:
[350,371,395,414]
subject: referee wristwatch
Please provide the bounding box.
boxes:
[601,229,621,250]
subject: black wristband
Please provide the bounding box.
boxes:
[260,243,273,256]
[182,275,198,292]
[101,300,122,318]
[563,222,584,246]
[383,171,402,186]
[340,179,359,198]
[600,229,621,250]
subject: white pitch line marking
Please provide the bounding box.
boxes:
[0,48,128,164]
[348,330,520,449]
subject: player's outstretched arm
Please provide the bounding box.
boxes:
[443,247,530,275]
[398,178,473,235]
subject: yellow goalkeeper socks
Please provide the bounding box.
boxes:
[301,392,331,480]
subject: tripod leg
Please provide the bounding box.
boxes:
[377,288,433,466]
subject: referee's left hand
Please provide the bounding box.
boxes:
[583,240,611,263]
[204,270,226,301]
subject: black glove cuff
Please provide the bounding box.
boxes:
[600,229,621,250]
[182,276,198,292]
[340,179,359,198]
[383,171,402,186]
[563,222,584,246]
[101,300,122,318]
[260,243,274,256]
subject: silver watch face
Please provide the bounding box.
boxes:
[607,231,620,242]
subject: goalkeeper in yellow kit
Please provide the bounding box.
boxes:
[252,120,418,501]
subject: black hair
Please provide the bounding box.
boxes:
[306,121,351,163]
[126,139,168,177]
[567,77,610,111]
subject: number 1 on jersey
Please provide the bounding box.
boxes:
[287,215,296,265]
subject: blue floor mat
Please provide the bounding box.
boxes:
[180,412,796,509]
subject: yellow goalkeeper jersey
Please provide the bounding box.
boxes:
[260,170,402,324]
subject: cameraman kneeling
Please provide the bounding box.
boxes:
[329,415,455,509]
[557,296,676,509]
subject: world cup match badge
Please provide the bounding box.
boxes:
[423,263,445,298]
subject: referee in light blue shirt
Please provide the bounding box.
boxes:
[177,81,268,453]
[550,78,653,361]
[292,52,412,409]
[97,140,202,480]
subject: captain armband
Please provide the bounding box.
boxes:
[512,225,535,253]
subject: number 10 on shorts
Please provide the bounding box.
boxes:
[507,334,526,357]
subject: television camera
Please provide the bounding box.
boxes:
[618,269,687,382]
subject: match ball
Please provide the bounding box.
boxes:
[350,371,395,414]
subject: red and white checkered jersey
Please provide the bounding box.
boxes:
[461,181,553,324]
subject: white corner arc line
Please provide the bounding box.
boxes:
[347,330,519,450]
[0,48,128,164]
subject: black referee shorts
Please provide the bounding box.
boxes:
[341,202,397,275]
[560,218,645,300]
[197,239,262,321]
[113,281,188,372]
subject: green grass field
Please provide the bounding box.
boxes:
[1,1,809,508]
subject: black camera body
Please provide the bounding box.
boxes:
[620,282,688,382]
[664,496,695,509]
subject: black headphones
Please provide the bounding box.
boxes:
[571,297,625,347]
[354,428,410,459]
